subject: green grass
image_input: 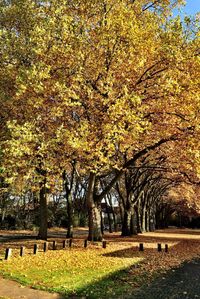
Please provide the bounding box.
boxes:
[0,244,143,298]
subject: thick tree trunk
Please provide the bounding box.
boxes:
[38,181,48,240]
[121,208,137,236]
[88,203,102,241]
[121,209,131,236]
[149,208,156,231]
[87,173,102,241]
[145,210,150,232]
[130,210,138,235]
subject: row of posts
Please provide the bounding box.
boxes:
[4,239,107,260]
[139,243,169,252]
[4,241,169,260]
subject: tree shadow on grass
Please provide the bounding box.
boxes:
[66,265,140,299]
[65,256,200,299]
[62,246,157,298]
[63,240,200,299]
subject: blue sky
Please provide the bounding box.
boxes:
[177,0,199,16]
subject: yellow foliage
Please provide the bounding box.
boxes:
[0,0,199,188]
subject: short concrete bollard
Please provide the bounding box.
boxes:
[5,248,12,260]
[139,243,144,251]
[157,243,162,252]
[44,242,48,252]
[20,246,25,257]
[63,240,67,249]
[53,241,57,250]
[102,241,107,249]
[33,244,38,254]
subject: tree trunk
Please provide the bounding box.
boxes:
[107,195,117,232]
[130,209,138,235]
[38,180,48,240]
[66,192,73,238]
[135,205,142,233]
[121,209,131,236]
[63,166,76,239]
[118,199,124,230]
[149,208,156,231]
[100,210,104,235]
[87,173,102,241]
[141,206,146,232]
[145,210,148,232]
[112,210,117,232]
[1,209,6,223]
[88,203,102,241]
[121,208,137,236]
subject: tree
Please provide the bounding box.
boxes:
[0,0,199,240]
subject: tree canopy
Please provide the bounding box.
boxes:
[0,0,199,239]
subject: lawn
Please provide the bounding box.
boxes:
[0,242,142,298]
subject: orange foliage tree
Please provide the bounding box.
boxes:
[0,0,199,239]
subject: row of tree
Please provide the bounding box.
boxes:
[1,159,199,238]
[0,0,200,240]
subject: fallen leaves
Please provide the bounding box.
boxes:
[1,228,200,297]
[0,243,142,292]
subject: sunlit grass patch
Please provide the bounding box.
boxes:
[0,244,142,297]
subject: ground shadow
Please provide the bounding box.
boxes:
[105,233,200,243]
[102,246,168,258]
[156,228,200,236]
[64,257,200,299]
[0,235,37,243]
[128,258,200,299]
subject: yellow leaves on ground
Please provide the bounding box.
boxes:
[1,229,200,296]
[0,244,142,291]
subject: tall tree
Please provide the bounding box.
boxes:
[0,0,199,240]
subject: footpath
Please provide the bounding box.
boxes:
[0,277,63,299]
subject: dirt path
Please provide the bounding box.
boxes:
[0,277,64,299]
[130,258,200,299]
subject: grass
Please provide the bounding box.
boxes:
[0,243,143,298]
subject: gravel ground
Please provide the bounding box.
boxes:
[130,259,200,299]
